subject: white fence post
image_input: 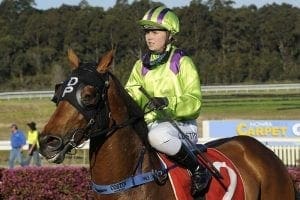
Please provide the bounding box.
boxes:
[268,145,300,167]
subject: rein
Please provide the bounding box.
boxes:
[92,147,174,194]
[86,115,141,139]
[83,99,172,194]
[86,108,155,139]
[53,64,172,194]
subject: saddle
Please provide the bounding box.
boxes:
[159,147,245,200]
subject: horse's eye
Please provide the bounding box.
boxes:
[81,95,93,103]
[80,86,99,108]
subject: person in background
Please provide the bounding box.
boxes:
[8,123,26,169]
[24,121,41,166]
[125,6,211,198]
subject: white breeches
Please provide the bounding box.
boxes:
[147,120,198,156]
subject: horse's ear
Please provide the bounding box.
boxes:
[96,50,114,73]
[68,48,80,69]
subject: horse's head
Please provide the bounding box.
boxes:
[39,49,114,163]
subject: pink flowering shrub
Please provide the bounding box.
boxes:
[0,166,298,199]
[288,167,300,192]
[1,166,93,199]
[0,167,5,199]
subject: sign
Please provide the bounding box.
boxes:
[204,120,300,139]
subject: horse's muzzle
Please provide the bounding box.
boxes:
[39,134,67,163]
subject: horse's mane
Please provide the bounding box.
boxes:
[109,73,144,118]
[109,72,152,149]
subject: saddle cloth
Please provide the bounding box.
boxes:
[159,148,245,200]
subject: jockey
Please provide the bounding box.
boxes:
[125,6,211,198]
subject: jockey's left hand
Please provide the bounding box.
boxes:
[148,97,168,110]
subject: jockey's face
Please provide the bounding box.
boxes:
[144,30,169,53]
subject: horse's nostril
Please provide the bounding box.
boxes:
[40,135,63,151]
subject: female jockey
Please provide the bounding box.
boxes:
[125,6,211,198]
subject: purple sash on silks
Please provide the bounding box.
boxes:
[141,49,186,76]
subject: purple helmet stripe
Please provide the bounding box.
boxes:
[157,8,170,24]
[147,7,156,20]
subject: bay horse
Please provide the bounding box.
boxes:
[38,49,295,200]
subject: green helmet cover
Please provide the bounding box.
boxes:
[139,6,180,35]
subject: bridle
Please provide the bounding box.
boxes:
[50,62,172,191]
[51,62,141,154]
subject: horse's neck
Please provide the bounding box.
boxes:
[108,75,144,120]
[90,79,176,199]
[90,79,152,182]
[90,128,148,184]
[108,76,150,147]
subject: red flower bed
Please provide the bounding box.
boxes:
[0,166,93,199]
[288,167,300,192]
[0,166,298,199]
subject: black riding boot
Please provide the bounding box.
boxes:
[169,144,211,198]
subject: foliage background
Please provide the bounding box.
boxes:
[0,0,299,91]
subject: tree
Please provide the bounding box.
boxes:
[0,0,299,90]
[258,4,299,80]
[79,0,90,9]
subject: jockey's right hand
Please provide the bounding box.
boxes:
[147,97,168,110]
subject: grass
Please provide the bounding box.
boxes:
[1,94,299,140]
[0,98,56,140]
[0,93,299,167]
[200,94,300,120]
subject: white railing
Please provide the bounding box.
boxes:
[202,83,300,95]
[0,91,54,100]
[269,145,300,167]
[0,83,299,100]
[203,83,300,94]
[0,140,89,151]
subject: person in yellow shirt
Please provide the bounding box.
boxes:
[25,121,41,166]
